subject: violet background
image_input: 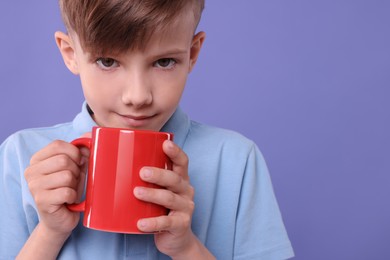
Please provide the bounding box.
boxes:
[1,1,389,259]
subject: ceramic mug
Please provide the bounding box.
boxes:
[67,126,173,234]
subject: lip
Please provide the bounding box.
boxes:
[117,113,156,128]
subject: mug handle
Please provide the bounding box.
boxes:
[66,137,92,212]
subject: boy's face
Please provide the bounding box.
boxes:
[56,12,205,131]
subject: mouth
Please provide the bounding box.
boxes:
[117,113,156,128]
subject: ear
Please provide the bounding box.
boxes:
[189,31,206,73]
[54,31,79,75]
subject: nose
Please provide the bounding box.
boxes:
[121,70,153,108]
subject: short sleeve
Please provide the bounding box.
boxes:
[233,145,294,259]
[0,135,32,259]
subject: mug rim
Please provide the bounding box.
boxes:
[92,126,173,136]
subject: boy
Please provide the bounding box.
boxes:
[0,0,294,259]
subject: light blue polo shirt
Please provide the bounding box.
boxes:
[0,103,294,259]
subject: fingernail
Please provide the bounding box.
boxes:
[138,219,148,229]
[141,168,152,179]
[134,187,145,196]
[167,140,175,149]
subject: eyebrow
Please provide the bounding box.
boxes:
[151,48,188,58]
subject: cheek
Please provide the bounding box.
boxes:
[163,82,186,108]
[153,70,187,96]
[80,71,119,99]
[166,74,186,93]
[79,67,99,91]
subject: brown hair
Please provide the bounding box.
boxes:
[59,0,205,56]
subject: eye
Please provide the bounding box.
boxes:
[154,58,176,69]
[96,58,119,70]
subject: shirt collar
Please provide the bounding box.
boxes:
[72,102,190,149]
[161,107,190,149]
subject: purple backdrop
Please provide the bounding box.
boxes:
[1,1,389,259]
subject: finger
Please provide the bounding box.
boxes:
[34,187,78,211]
[79,132,92,160]
[163,140,189,180]
[134,186,194,212]
[137,214,191,234]
[140,167,189,194]
[26,153,82,180]
[30,140,83,166]
[28,170,80,192]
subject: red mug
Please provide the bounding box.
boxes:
[68,126,173,234]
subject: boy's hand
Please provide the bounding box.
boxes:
[24,140,88,236]
[134,140,215,259]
